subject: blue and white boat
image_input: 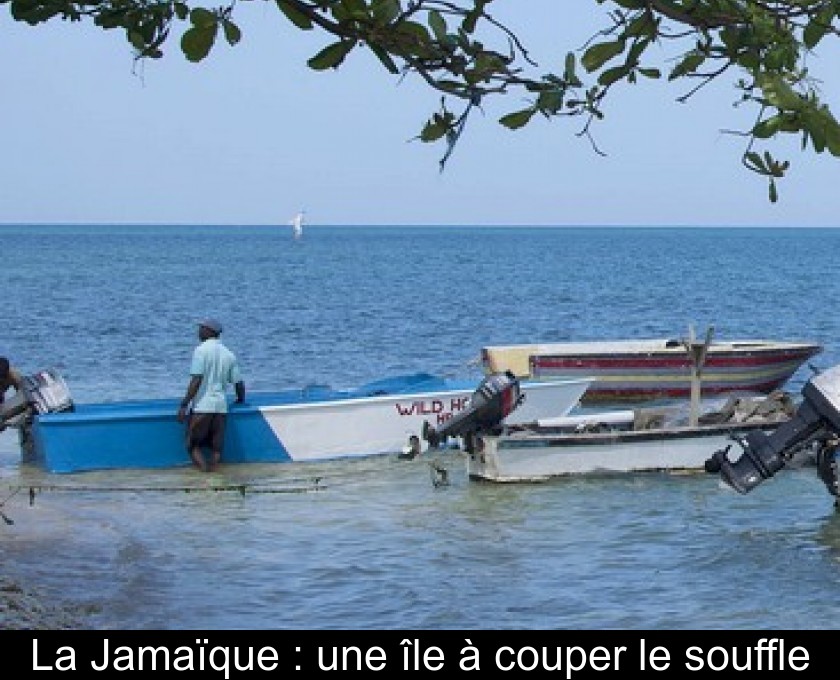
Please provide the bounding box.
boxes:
[7,370,591,473]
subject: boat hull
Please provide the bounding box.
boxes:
[25,375,591,473]
[481,339,822,402]
[467,421,786,483]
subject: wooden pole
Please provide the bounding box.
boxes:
[688,325,714,426]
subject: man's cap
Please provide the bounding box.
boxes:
[198,318,223,334]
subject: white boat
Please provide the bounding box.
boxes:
[289,210,305,240]
[463,392,798,483]
[481,329,821,403]
[5,370,591,474]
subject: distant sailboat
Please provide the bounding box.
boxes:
[289,210,305,240]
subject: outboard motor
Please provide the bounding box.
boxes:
[706,364,840,495]
[23,369,74,416]
[0,368,75,426]
[423,371,523,448]
[1,369,73,461]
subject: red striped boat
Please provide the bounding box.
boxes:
[481,337,822,403]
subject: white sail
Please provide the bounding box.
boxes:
[289,210,304,239]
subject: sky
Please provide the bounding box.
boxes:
[1,2,839,227]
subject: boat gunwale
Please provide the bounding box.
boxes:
[482,339,822,354]
[494,417,786,449]
[467,466,711,483]
[31,377,594,424]
[227,377,593,414]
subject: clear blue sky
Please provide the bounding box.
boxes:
[1,2,838,227]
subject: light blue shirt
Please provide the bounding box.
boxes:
[189,338,242,413]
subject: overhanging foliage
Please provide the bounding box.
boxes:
[6,0,840,201]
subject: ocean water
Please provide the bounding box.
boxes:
[3,224,840,630]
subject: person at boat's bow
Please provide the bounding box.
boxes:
[0,357,25,432]
[177,319,246,472]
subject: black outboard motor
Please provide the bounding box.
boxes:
[706,364,840,495]
[423,371,523,448]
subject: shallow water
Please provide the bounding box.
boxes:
[3,224,840,629]
[3,449,840,629]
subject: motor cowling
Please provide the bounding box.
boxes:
[706,364,840,495]
[423,371,523,448]
[23,369,74,415]
[0,368,74,429]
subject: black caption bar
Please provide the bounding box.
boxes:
[5,630,832,676]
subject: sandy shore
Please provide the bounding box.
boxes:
[0,575,88,630]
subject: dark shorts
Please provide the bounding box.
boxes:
[186,412,227,453]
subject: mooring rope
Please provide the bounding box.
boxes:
[0,451,459,522]
[0,486,23,525]
[6,479,326,499]
[0,480,328,524]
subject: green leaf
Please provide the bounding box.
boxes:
[181,25,217,62]
[340,0,367,14]
[190,7,215,29]
[95,10,123,30]
[625,12,655,38]
[744,151,767,173]
[735,49,760,70]
[810,123,827,152]
[719,26,741,51]
[752,116,783,139]
[803,21,826,50]
[429,9,447,42]
[668,53,704,80]
[807,107,840,156]
[626,37,650,65]
[128,30,146,51]
[581,40,625,72]
[824,120,840,156]
[307,40,354,70]
[536,90,563,114]
[563,52,576,81]
[371,0,400,24]
[499,108,535,130]
[462,8,480,34]
[11,0,60,24]
[757,73,806,112]
[637,67,660,79]
[769,178,778,203]
[420,120,448,142]
[763,151,774,169]
[598,65,628,87]
[329,3,351,23]
[397,20,431,44]
[368,43,399,74]
[222,19,241,46]
[435,80,465,95]
[276,0,313,30]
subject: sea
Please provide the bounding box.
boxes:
[3,223,840,631]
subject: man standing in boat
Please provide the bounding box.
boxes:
[177,319,245,472]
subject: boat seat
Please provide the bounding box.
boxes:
[537,410,635,431]
[633,409,666,430]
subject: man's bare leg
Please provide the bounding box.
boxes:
[190,447,208,472]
